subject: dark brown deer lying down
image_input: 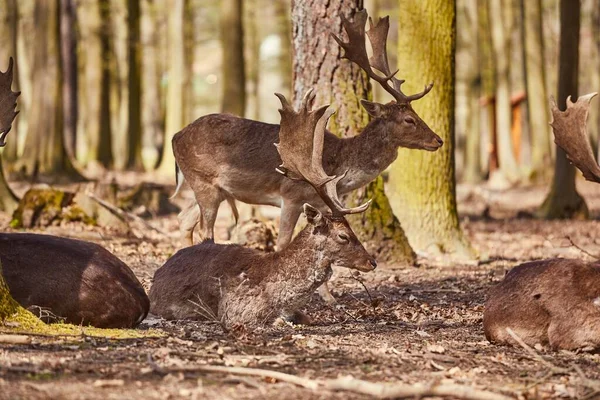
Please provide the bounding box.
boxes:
[484,93,600,350]
[172,10,442,249]
[0,233,150,328]
[149,93,376,329]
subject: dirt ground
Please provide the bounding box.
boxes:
[2,176,600,400]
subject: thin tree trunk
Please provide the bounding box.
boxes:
[125,0,143,170]
[245,0,260,120]
[109,0,128,169]
[292,0,415,264]
[478,0,494,176]
[522,0,551,182]
[388,0,473,258]
[592,0,600,161]
[274,0,292,97]
[536,0,587,219]
[0,0,19,162]
[60,0,78,162]
[488,0,519,184]
[220,0,245,116]
[460,0,483,183]
[157,0,186,175]
[0,159,18,213]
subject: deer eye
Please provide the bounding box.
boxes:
[404,116,416,125]
[337,233,350,243]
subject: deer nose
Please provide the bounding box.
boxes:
[435,136,444,146]
[369,259,378,269]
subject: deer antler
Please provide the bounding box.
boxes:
[331,10,432,104]
[550,92,600,183]
[274,90,371,216]
[0,57,20,147]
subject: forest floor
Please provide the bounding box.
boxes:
[2,176,600,400]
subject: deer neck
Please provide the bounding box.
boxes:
[264,231,333,300]
[332,119,398,193]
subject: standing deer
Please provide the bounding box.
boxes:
[149,92,376,329]
[171,10,442,249]
[484,93,600,350]
[0,58,149,329]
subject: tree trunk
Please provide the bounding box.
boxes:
[156,0,186,176]
[125,0,143,170]
[459,0,483,183]
[0,159,18,213]
[109,0,128,169]
[291,0,415,264]
[536,0,587,219]
[488,0,519,184]
[245,0,260,120]
[592,0,600,161]
[20,0,82,181]
[220,0,245,116]
[274,0,292,97]
[388,0,473,257]
[60,0,78,162]
[522,0,552,182]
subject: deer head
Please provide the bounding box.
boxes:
[0,58,20,147]
[331,10,443,151]
[549,92,600,183]
[274,90,377,273]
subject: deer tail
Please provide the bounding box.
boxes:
[170,163,185,199]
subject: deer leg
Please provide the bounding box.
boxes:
[317,283,337,305]
[196,187,223,242]
[178,201,200,246]
[276,200,302,250]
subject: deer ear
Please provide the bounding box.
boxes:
[360,100,384,118]
[303,204,324,227]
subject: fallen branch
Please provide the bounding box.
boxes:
[87,193,169,236]
[565,236,600,260]
[504,328,568,374]
[147,358,512,400]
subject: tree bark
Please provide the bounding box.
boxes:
[488,0,519,184]
[388,0,473,257]
[291,0,415,264]
[536,0,587,219]
[522,0,552,182]
[125,0,143,170]
[0,159,18,213]
[220,0,245,116]
[592,0,600,161]
[156,0,186,176]
[274,0,292,97]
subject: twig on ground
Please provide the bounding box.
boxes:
[146,359,512,400]
[564,236,600,259]
[349,274,376,312]
[504,328,568,374]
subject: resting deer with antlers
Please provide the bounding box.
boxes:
[484,93,600,350]
[149,92,376,329]
[171,10,442,250]
[0,58,149,329]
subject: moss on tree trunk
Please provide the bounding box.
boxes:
[388,0,473,258]
[291,0,415,264]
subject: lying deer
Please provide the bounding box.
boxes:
[484,93,600,350]
[171,10,442,249]
[149,92,376,330]
[0,59,149,329]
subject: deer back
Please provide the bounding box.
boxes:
[0,233,149,328]
[484,258,600,350]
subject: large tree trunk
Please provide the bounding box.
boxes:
[125,0,143,170]
[291,0,415,264]
[522,0,551,182]
[536,0,587,219]
[592,0,600,161]
[156,0,186,176]
[0,159,18,213]
[20,0,82,181]
[388,0,473,258]
[220,0,245,116]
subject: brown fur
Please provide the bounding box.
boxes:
[149,206,376,329]
[483,259,600,350]
[0,233,149,328]
[173,102,442,248]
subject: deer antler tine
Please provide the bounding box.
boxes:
[274,92,293,112]
[566,95,575,108]
[405,82,434,102]
[0,57,20,147]
[301,88,316,111]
